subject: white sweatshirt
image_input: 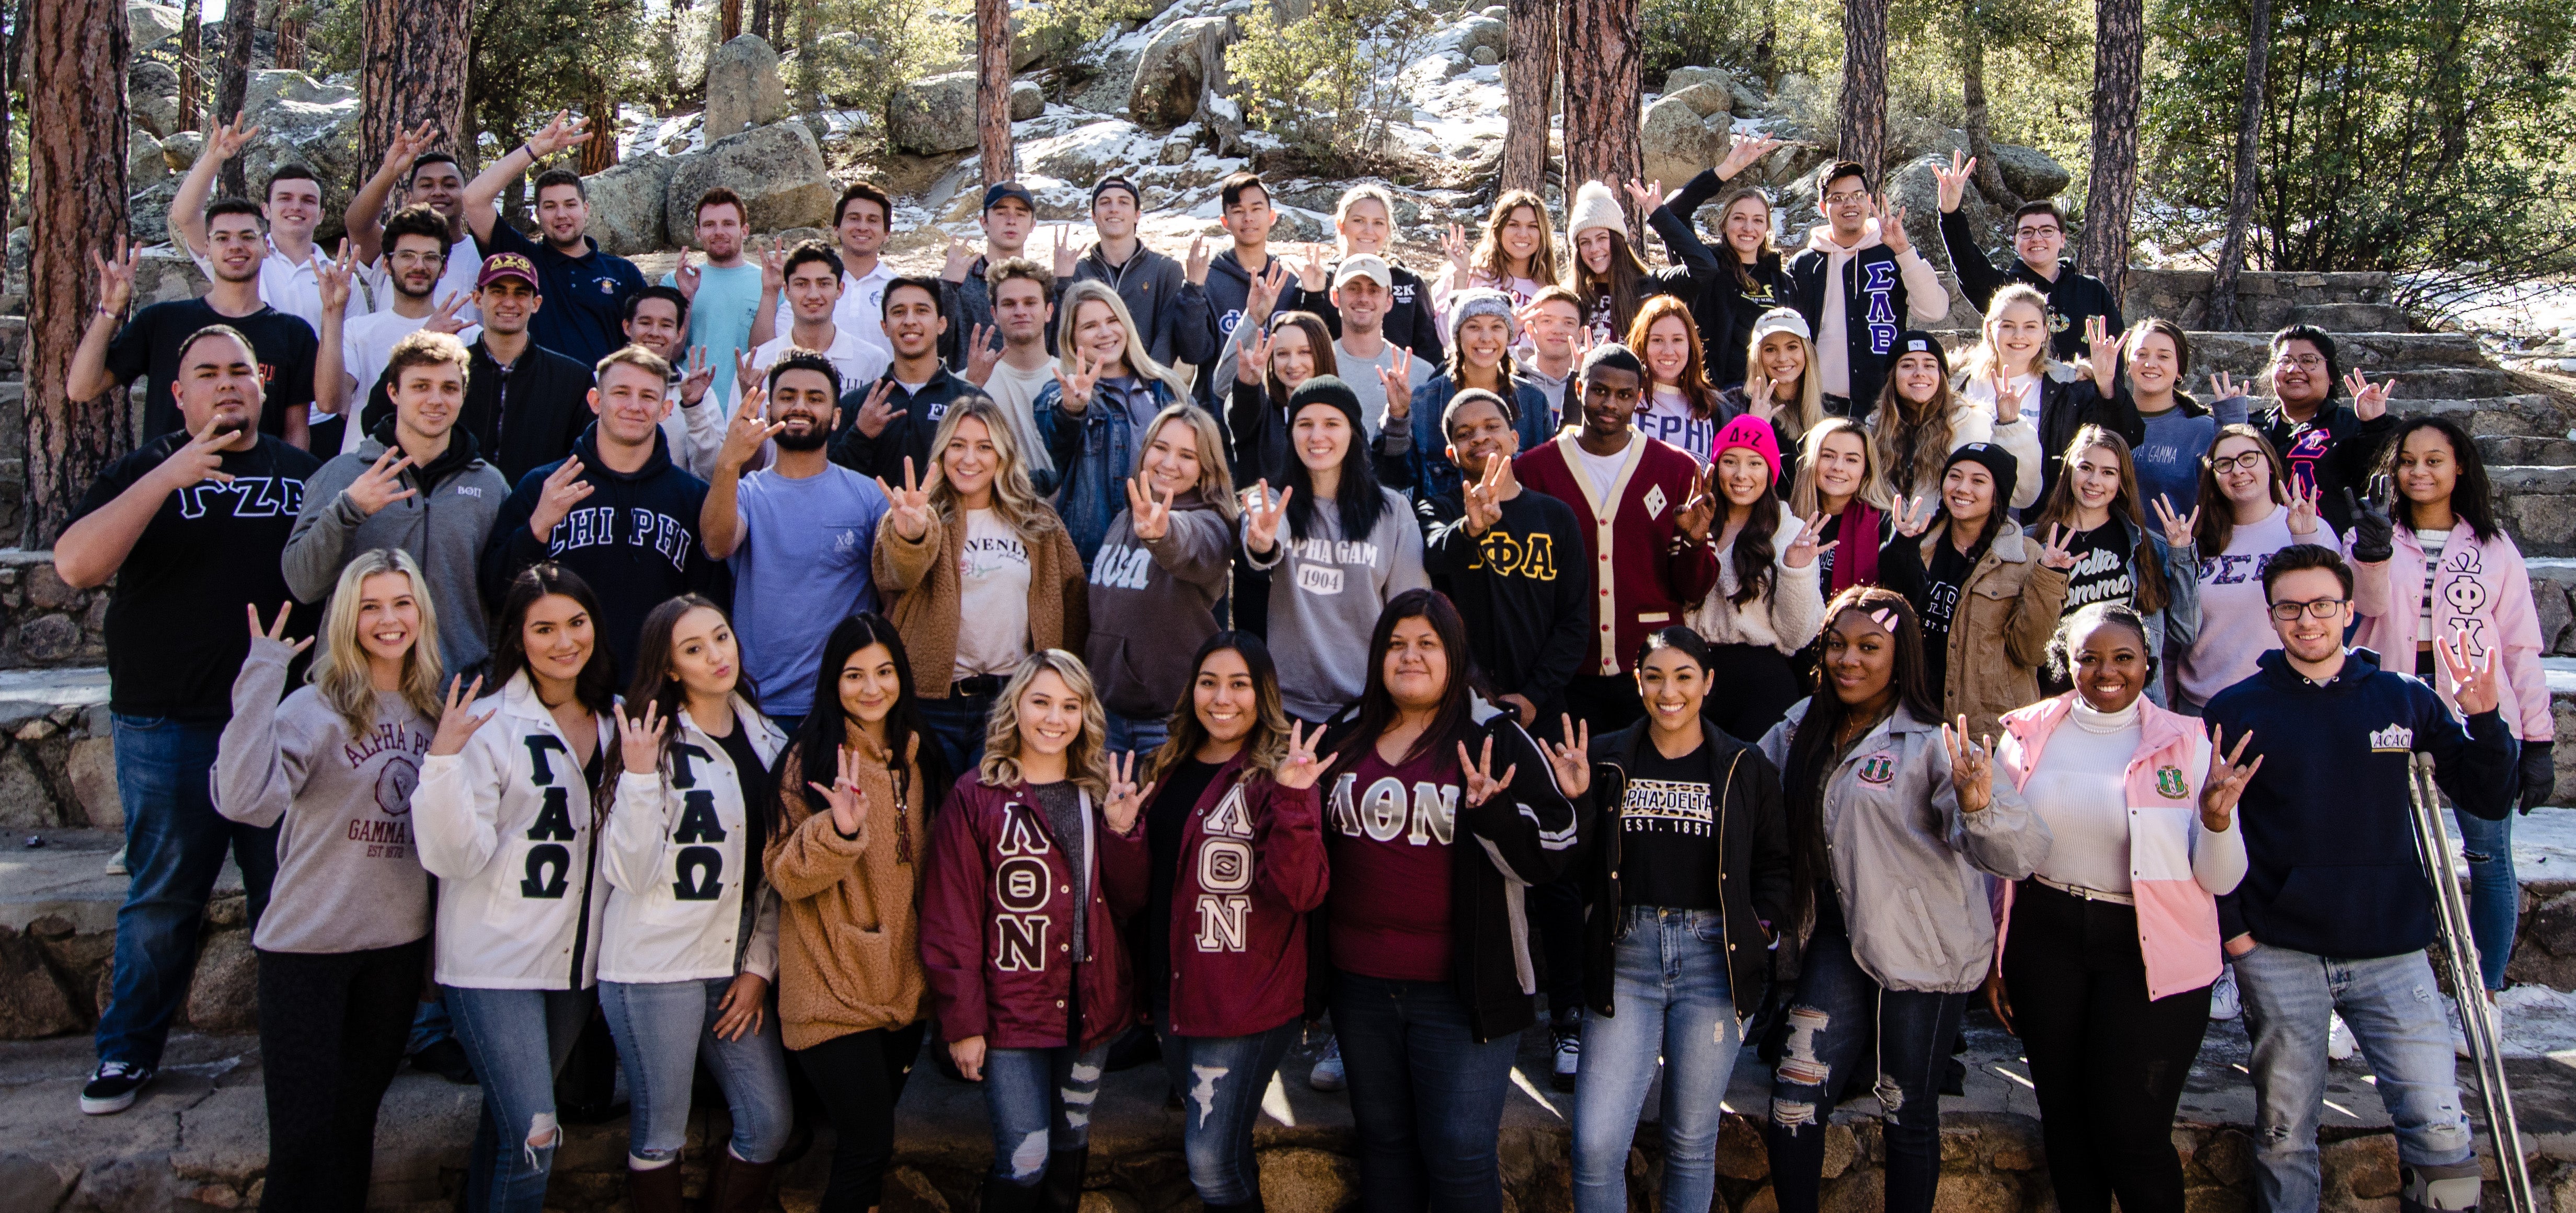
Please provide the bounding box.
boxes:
[1689,510,1826,654]
[599,697,787,985]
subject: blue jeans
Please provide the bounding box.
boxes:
[406,993,454,1055]
[1573,908,1742,1213]
[600,977,794,1166]
[922,688,998,782]
[2455,802,2516,990]
[1154,1014,1302,1204]
[97,714,280,1069]
[2234,942,2474,1213]
[1106,711,1170,761]
[1764,916,1970,1213]
[982,1042,1110,1186]
[445,986,594,1213]
[1331,971,1520,1213]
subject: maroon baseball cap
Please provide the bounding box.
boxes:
[476,252,539,291]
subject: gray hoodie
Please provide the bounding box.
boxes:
[1756,699,2050,993]
[284,433,509,676]
[1085,493,1234,720]
[212,637,436,954]
[1243,486,1430,722]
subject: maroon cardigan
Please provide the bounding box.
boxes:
[1147,752,1329,1038]
[1514,432,1720,676]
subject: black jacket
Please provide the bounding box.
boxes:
[2252,400,2396,534]
[1580,721,1791,1016]
[1664,168,1797,386]
[1417,489,1593,721]
[1785,240,1920,417]
[467,339,596,487]
[1280,262,1447,365]
[827,366,980,482]
[2030,374,2146,504]
[1938,209,2124,363]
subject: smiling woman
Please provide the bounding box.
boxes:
[1084,404,1240,755]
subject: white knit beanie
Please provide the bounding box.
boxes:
[1568,180,1628,242]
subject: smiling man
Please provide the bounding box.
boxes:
[1933,152,2122,363]
[170,119,336,332]
[284,330,508,676]
[1785,161,1950,419]
[444,255,597,485]
[460,112,649,367]
[829,277,974,481]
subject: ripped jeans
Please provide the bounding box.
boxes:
[1763,918,1970,1213]
[1154,1014,1303,1205]
[982,1042,1111,1188]
[445,986,594,1213]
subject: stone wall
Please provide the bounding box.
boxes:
[2121,270,2402,333]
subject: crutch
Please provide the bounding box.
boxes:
[2406,751,2536,1213]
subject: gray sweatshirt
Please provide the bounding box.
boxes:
[283,435,509,677]
[1084,494,1232,720]
[1243,486,1430,721]
[213,637,436,954]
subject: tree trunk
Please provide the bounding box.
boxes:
[359,0,470,176]
[579,83,619,174]
[1957,0,2021,211]
[976,0,1016,184]
[274,11,303,72]
[2209,0,2269,331]
[1559,0,1640,228]
[2079,0,2143,298]
[720,0,741,43]
[25,0,133,546]
[214,0,256,196]
[1499,0,1557,197]
[178,0,203,131]
[1836,0,1889,185]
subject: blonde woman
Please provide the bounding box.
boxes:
[1038,279,1195,563]
[1641,131,1790,384]
[921,650,1151,1213]
[1087,402,1241,755]
[1720,308,1828,451]
[214,549,443,1213]
[1274,184,1446,363]
[1789,417,1896,596]
[1434,189,1560,328]
[1952,284,2142,504]
[876,396,1090,777]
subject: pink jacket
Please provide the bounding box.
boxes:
[1993,695,2239,1001]
[2350,523,2552,742]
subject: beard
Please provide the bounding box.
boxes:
[773,421,831,452]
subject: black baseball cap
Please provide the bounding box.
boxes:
[983,181,1037,213]
[1091,176,1140,207]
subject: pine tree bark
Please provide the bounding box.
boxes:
[1559,0,1639,227]
[720,0,742,43]
[1958,0,2021,211]
[360,0,470,175]
[1836,0,1889,185]
[1499,0,1557,197]
[25,0,133,546]
[2080,0,2143,298]
[2209,0,2269,330]
[976,0,1017,184]
[274,11,303,72]
[214,0,256,196]
[178,0,203,131]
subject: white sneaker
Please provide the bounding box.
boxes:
[1550,1018,1581,1092]
[2328,1012,2358,1061]
[2446,996,2474,1058]
[104,846,127,876]
[2209,965,2242,1021]
[1307,1035,1345,1092]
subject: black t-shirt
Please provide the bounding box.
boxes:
[105,298,319,442]
[1142,758,1225,1009]
[2056,521,2134,614]
[1619,736,1720,909]
[73,433,323,720]
[710,721,772,818]
[1918,534,1979,695]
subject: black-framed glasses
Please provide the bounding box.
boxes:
[2209,449,2268,472]
[2267,598,2347,621]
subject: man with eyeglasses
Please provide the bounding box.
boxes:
[318,204,474,456]
[2199,542,2511,1213]
[2223,324,2398,534]
[1930,152,2122,363]
[1785,161,1949,420]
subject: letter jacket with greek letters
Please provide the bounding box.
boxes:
[1150,752,1330,1038]
[599,697,787,986]
[922,774,1151,1050]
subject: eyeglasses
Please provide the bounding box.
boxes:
[2208,449,2269,472]
[2267,598,2348,621]
[1822,190,1870,207]
[2014,226,2061,239]
[388,251,447,268]
[2274,353,2327,371]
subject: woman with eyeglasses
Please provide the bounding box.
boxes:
[2174,425,2338,715]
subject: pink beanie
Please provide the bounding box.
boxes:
[1714,414,1781,483]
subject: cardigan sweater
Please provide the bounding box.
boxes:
[1514,432,1720,676]
[872,502,1090,698]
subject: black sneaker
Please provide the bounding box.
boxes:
[1550,1019,1581,1092]
[80,1060,153,1115]
[411,1037,477,1085]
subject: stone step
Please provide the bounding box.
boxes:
[2479,435,2576,465]
[2288,301,2414,332]
[2186,330,2496,374]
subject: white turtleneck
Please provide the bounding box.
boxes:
[2027,697,2147,893]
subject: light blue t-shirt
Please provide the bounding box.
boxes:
[729,464,890,715]
[660,262,766,400]
[2133,395,2249,517]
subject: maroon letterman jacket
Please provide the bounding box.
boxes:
[1151,753,1330,1038]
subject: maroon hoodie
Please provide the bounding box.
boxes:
[922,775,1149,1051]
[1150,753,1331,1038]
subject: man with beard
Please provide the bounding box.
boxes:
[2230,324,2399,534]
[346,123,486,324]
[459,111,648,367]
[700,351,889,730]
[664,187,766,401]
[318,204,472,455]
[70,200,318,447]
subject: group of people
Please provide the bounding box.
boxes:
[59,110,2554,1213]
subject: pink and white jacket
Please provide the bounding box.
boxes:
[2351,522,2552,742]
[1992,694,2244,1001]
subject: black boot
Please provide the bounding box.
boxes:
[1039,1147,1090,1213]
[982,1177,1047,1213]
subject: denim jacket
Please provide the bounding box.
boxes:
[1036,375,1180,565]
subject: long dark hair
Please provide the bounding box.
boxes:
[1149,632,1293,786]
[625,594,768,898]
[2374,414,2497,542]
[2029,426,2170,615]
[1722,464,1783,607]
[1625,294,1721,421]
[490,563,619,717]
[784,613,949,837]
[1263,311,1341,408]
[1282,391,1388,544]
[1569,229,1650,340]
[1327,590,1477,781]
[1779,587,1941,932]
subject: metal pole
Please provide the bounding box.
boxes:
[2407,752,2535,1213]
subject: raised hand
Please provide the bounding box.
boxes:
[527,456,595,540]
[876,457,939,541]
[1059,349,1103,412]
[1443,222,1473,274]
[380,120,439,180]
[1744,373,1777,421]
[852,379,904,438]
[1379,348,1416,423]
[1622,179,1665,213]
[1183,235,1211,287]
[804,744,871,836]
[2151,493,2200,549]
[1462,448,1510,535]
[965,323,1003,387]
[1124,473,1176,541]
[1236,324,1273,386]
[2036,523,2077,570]
[2344,368,2397,421]
[1715,132,1784,181]
[2199,723,2262,831]
[2084,314,2124,395]
[617,699,669,776]
[1457,735,1518,808]
[731,349,761,406]
[427,675,498,757]
[1293,244,1330,293]
[757,242,787,297]
[1542,717,1592,797]
[343,446,418,515]
[315,238,358,314]
[719,383,783,471]
[1893,493,1937,537]
[1990,368,2026,423]
[1876,195,1912,257]
[1103,750,1154,833]
[1051,224,1078,281]
[244,601,315,656]
[2440,629,2502,715]
[1674,465,1718,543]
[1943,717,1995,812]
[2344,486,2396,563]
[204,115,261,164]
[2285,477,2322,537]
[1244,260,1285,327]
[676,346,715,407]
[673,248,701,301]
[153,417,241,492]
[525,110,592,159]
[1933,150,1977,214]
[1783,512,1838,569]
[1244,480,1293,554]
[1276,721,1331,791]
[424,290,472,337]
[941,234,978,282]
[2208,371,2246,401]
[91,236,139,315]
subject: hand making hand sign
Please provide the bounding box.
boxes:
[1243,480,1294,558]
[1124,473,1177,541]
[876,457,939,542]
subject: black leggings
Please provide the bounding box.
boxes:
[1999,881,2212,1213]
[255,938,431,1213]
[795,1021,931,1211]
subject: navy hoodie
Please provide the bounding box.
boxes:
[2205,647,2514,961]
[481,423,731,681]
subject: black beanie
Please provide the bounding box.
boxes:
[1288,375,1366,434]
[1893,329,1950,380]
[1941,441,2019,516]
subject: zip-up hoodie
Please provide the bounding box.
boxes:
[827,365,979,484]
[1580,720,1790,1020]
[921,775,1150,1050]
[1149,753,1330,1038]
[600,698,787,985]
[1242,487,1431,722]
[2204,648,2514,959]
[481,424,728,680]
[1085,492,1232,720]
[1994,694,2240,1000]
[285,423,510,675]
[1071,243,1218,372]
[1317,699,1592,1041]
[2351,522,2552,743]
[1757,700,2049,992]
[1785,220,1948,413]
[413,672,619,989]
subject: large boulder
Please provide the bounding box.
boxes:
[1454,14,1506,62]
[889,70,982,155]
[1639,95,1715,196]
[160,129,204,172]
[1022,119,1163,188]
[129,57,181,137]
[663,122,834,241]
[1993,143,2072,200]
[1011,78,1046,121]
[703,34,787,142]
[1129,17,1232,130]
[584,152,677,256]
[128,128,167,191]
[128,1,183,45]
[1664,65,1732,95]
[236,70,363,244]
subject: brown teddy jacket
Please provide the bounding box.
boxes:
[764,733,933,1049]
[873,501,1091,698]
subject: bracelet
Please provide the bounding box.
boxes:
[518,142,535,161]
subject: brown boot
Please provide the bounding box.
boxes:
[627,1162,686,1213]
[711,1152,779,1213]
